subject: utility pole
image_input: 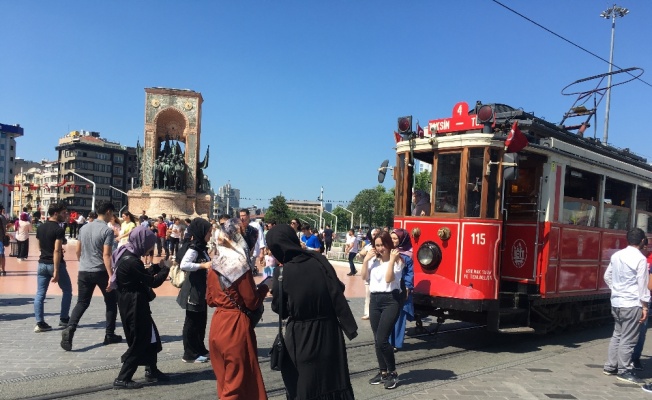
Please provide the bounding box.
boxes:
[600,4,629,145]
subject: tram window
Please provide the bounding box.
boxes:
[485,149,499,219]
[465,148,484,217]
[636,187,652,233]
[562,167,600,227]
[435,153,460,213]
[602,178,632,230]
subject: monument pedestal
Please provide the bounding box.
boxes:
[128,189,212,219]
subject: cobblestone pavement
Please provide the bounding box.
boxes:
[3,252,652,399]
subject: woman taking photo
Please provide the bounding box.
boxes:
[111,225,170,389]
[176,218,212,364]
[388,228,414,352]
[268,224,358,400]
[206,218,269,399]
[361,230,403,390]
[116,211,136,248]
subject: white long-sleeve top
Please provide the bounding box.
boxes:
[604,245,650,308]
[180,248,210,272]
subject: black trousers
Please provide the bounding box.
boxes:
[182,308,208,360]
[17,239,29,259]
[369,290,401,372]
[69,222,78,239]
[116,345,158,381]
[325,240,333,253]
[69,270,118,335]
[168,238,180,256]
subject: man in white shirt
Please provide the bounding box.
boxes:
[603,228,650,384]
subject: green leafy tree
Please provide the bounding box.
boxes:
[331,207,351,232]
[265,195,292,224]
[376,187,395,228]
[415,170,432,193]
[349,185,394,228]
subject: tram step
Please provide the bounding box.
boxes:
[498,326,535,334]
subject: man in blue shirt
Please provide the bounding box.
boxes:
[300,224,321,252]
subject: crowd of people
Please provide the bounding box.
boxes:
[21,200,421,398]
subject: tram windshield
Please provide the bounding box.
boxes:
[395,146,502,219]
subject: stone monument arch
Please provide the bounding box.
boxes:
[128,87,213,218]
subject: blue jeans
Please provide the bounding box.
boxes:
[34,262,73,323]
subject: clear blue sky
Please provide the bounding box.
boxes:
[2,1,651,209]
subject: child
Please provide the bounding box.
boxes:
[263,248,277,277]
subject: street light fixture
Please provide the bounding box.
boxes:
[322,209,338,234]
[600,4,629,145]
[336,205,354,229]
[70,171,96,212]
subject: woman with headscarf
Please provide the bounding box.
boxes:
[388,228,414,352]
[206,217,269,399]
[268,224,358,400]
[176,218,212,363]
[112,225,170,389]
[16,212,31,261]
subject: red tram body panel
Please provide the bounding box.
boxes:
[391,101,652,332]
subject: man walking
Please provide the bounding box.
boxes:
[61,202,122,350]
[34,203,73,332]
[239,209,264,274]
[0,205,8,276]
[603,227,649,384]
[323,224,334,254]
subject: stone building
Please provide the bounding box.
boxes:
[55,130,136,215]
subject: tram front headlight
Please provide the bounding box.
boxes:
[417,241,442,272]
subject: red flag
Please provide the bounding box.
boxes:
[394,131,401,143]
[417,122,424,138]
[505,121,528,152]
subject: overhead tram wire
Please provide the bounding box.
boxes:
[490,0,652,89]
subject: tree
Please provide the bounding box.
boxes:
[349,185,394,229]
[331,207,351,232]
[264,195,292,224]
[376,188,395,228]
[415,170,432,193]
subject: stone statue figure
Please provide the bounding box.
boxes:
[197,146,210,192]
[134,140,143,188]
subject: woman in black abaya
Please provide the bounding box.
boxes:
[268,224,358,400]
[112,225,170,389]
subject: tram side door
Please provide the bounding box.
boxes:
[500,153,546,283]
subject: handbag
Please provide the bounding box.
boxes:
[269,267,287,371]
[2,234,9,247]
[169,259,186,288]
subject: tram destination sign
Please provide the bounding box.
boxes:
[428,102,484,135]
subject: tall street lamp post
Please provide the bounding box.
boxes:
[336,205,354,230]
[600,4,629,145]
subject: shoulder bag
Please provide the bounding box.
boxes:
[169,259,186,288]
[217,270,264,327]
[269,267,287,371]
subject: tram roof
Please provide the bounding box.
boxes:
[397,103,652,173]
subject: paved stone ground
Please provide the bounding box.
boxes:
[3,254,652,399]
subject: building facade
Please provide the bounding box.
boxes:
[286,200,322,215]
[0,123,24,210]
[214,183,240,216]
[55,130,136,215]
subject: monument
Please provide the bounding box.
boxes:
[127,87,213,218]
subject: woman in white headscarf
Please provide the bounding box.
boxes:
[206,218,270,400]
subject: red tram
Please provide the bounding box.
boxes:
[390,101,652,333]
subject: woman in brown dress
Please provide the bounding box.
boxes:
[206,218,270,400]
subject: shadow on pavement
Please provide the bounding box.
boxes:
[0,297,34,307]
[398,367,456,385]
[0,312,34,321]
